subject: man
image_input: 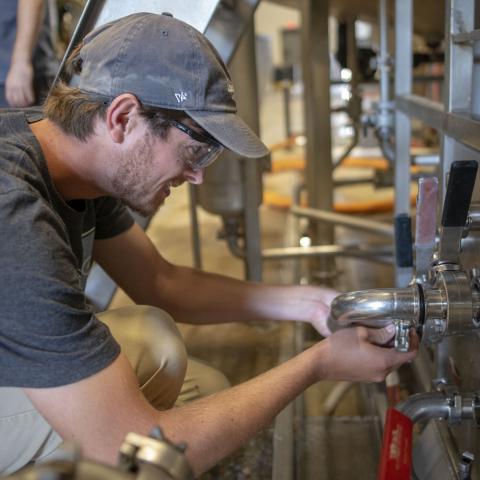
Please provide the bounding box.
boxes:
[0,13,417,476]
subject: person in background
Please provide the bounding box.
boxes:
[0,0,58,107]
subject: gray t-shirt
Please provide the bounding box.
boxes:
[0,109,134,387]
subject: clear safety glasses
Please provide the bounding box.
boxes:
[169,120,224,171]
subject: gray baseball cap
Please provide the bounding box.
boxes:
[77,12,269,158]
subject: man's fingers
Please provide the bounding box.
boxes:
[388,329,419,369]
[409,328,420,350]
[365,324,396,346]
[321,288,341,305]
[365,325,419,350]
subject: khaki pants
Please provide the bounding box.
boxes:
[0,306,229,474]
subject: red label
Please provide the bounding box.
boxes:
[378,408,414,480]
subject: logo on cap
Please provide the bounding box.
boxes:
[227,82,235,99]
[175,91,188,103]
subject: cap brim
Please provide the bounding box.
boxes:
[186,111,270,159]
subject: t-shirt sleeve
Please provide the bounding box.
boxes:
[93,197,135,240]
[0,189,120,388]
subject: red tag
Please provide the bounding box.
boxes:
[378,408,414,480]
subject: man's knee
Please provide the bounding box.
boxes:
[98,305,188,408]
[177,357,231,405]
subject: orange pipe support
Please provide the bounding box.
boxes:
[270,155,423,174]
[263,190,417,215]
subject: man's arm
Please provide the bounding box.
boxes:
[93,223,336,334]
[5,0,44,107]
[25,326,417,476]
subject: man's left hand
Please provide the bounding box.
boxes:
[309,287,340,337]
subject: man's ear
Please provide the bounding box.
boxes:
[105,94,141,144]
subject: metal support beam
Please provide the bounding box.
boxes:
[441,0,475,190]
[436,0,476,396]
[395,94,444,131]
[261,244,393,263]
[291,205,395,237]
[236,20,264,281]
[301,0,335,282]
[188,185,202,270]
[396,95,480,152]
[394,0,413,287]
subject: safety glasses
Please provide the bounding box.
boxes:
[169,120,224,171]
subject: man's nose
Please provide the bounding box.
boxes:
[185,168,205,185]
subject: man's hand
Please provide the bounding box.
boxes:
[5,60,35,107]
[5,0,45,107]
[308,287,340,337]
[315,324,418,383]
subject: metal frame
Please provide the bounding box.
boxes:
[392,0,480,477]
[301,0,335,281]
[394,0,414,287]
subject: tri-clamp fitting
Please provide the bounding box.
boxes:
[328,160,480,352]
[396,390,480,425]
[119,427,193,480]
[327,268,480,352]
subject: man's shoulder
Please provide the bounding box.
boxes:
[0,108,41,157]
[0,107,41,129]
[0,108,53,200]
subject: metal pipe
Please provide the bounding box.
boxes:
[188,185,202,270]
[323,381,355,415]
[397,392,479,424]
[378,134,395,163]
[397,392,451,423]
[261,244,393,263]
[394,0,413,287]
[291,205,395,237]
[327,285,420,332]
[225,235,393,264]
[379,0,390,114]
[234,20,263,282]
[301,0,335,282]
[333,124,360,170]
[375,0,396,165]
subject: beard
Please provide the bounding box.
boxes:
[110,133,160,217]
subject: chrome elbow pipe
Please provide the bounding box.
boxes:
[397,392,452,423]
[327,284,421,333]
[397,392,480,425]
[327,271,480,351]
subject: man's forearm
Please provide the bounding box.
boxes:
[11,0,44,64]
[142,263,331,327]
[158,343,320,475]
[27,346,321,477]
[94,225,334,329]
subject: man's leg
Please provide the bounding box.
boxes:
[0,388,62,474]
[0,305,187,473]
[178,357,230,405]
[101,305,188,409]
[101,306,230,406]
[0,305,229,473]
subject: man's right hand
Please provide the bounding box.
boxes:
[314,324,418,383]
[5,60,35,107]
